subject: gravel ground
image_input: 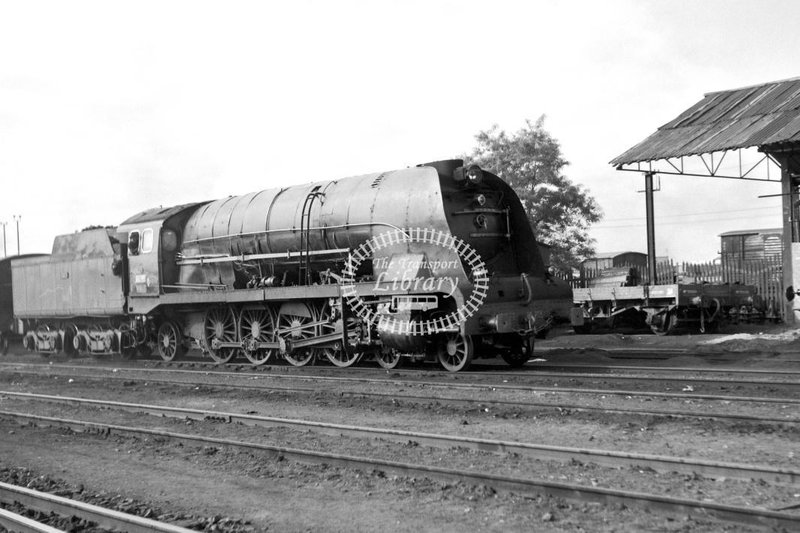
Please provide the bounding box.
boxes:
[0,326,798,532]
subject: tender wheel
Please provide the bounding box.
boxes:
[158,321,185,362]
[73,331,88,354]
[62,324,78,357]
[375,348,402,370]
[36,324,54,357]
[277,302,317,367]
[437,333,473,372]
[239,306,277,366]
[204,307,239,364]
[651,310,678,336]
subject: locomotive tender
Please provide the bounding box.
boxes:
[10,159,572,371]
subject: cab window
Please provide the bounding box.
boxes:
[129,231,140,255]
[141,228,154,254]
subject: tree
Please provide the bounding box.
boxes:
[463,117,602,270]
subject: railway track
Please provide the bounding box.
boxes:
[0,480,194,533]
[513,363,800,377]
[1,410,797,530]
[2,390,798,484]
[3,362,798,406]
[6,358,800,389]
[3,369,798,426]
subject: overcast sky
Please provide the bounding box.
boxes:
[1,0,797,261]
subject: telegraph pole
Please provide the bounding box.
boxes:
[1,222,6,258]
[12,215,20,255]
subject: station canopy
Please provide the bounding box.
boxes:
[611,77,800,182]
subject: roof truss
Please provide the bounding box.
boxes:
[615,146,783,182]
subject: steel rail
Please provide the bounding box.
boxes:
[3,362,799,406]
[7,359,800,384]
[6,362,798,405]
[0,507,64,533]
[0,411,797,530]
[4,369,798,425]
[461,370,800,386]
[0,481,194,533]
[4,359,800,386]
[1,391,797,484]
[517,364,800,377]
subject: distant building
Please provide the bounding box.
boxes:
[719,228,782,265]
[580,252,648,271]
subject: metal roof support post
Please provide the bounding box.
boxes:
[774,150,800,324]
[644,172,657,285]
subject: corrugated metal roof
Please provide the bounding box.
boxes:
[612,77,800,166]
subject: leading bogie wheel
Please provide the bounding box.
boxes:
[158,321,186,362]
[437,333,474,372]
[375,348,402,370]
[325,345,361,368]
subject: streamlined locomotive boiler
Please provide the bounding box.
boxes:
[11,160,572,371]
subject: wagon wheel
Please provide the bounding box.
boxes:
[239,306,277,366]
[204,307,239,364]
[650,310,678,336]
[277,302,316,367]
[375,348,402,370]
[501,351,530,368]
[157,321,185,362]
[437,332,474,372]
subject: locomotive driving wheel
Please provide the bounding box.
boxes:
[277,302,316,367]
[157,321,185,362]
[315,302,357,368]
[204,307,239,364]
[437,332,474,372]
[239,306,277,366]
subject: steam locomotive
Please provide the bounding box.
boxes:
[5,160,573,371]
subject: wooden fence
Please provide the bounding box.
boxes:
[560,257,784,321]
